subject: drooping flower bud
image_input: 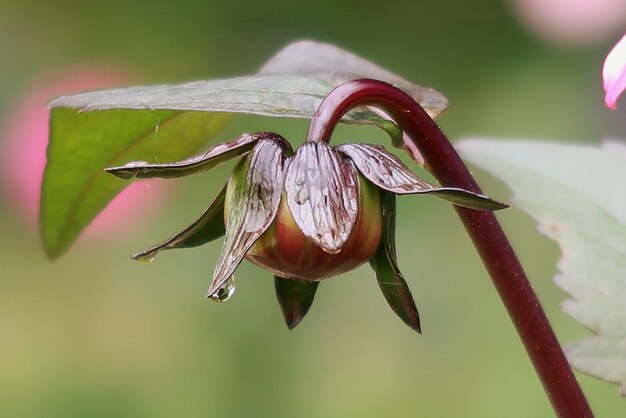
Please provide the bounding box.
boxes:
[238,161,383,281]
[106,131,508,330]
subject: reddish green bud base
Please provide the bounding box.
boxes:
[228,173,382,281]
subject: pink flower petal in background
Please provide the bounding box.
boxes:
[0,67,169,239]
[513,0,626,46]
[603,34,626,109]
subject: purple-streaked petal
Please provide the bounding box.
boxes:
[338,143,507,210]
[370,191,421,333]
[131,184,227,263]
[206,139,287,299]
[603,34,626,109]
[106,132,277,179]
[274,276,319,329]
[284,142,359,254]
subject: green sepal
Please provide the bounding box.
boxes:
[370,191,421,333]
[423,188,508,211]
[131,184,227,263]
[274,276,320,330]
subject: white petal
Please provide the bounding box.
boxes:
[285,142,358,254]
[206,138,287,298]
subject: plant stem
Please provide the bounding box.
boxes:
[307,79,593,418]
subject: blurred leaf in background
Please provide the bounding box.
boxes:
[458,139,626,396]
[0,67,172,239]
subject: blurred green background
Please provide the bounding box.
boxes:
[1,0,624,417]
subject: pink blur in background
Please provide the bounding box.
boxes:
[0,67,169,240]
[514,0,626,46]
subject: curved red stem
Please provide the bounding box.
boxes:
[308,79,593,418]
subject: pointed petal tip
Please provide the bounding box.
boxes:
[205,288,231,303]
[205,275,236,303]
[205,280,224,301]
[410,320,422,334]
[205,285,221,300]
[433,189,510,211]
[205,292,220,301]
[396,308,422,334]
[104,166,136,179]
[484,198,509,211]
[131,251,155,264]
[275,277,319,330]
[284,314,304,330]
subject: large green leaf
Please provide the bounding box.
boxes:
[50,40,448,123]
[457,139,626,395]
[43,40,448,258]
[41,109,230,258]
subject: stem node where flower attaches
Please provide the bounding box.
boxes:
[308,79,593,418]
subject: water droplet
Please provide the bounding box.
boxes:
[134,253,155,264]
[209,276,236,303]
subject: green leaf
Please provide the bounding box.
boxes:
[259,40,448,120]
[49,41,447,135]
[49,77,437,139]
[50,41,448,144]
[457,139,626,395]
[41,108,230,258]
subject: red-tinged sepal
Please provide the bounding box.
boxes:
[131,184,227,263]
[274,276,319,329]
[338,143,507,211]
[206,138,288,299]
[369,191,421,333]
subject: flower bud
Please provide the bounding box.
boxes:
[226,161,383,281]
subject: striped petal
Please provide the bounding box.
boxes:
[284,142,359,254]
[206,138,288,299]
[338,143,507,210]
[106,132,284,179]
